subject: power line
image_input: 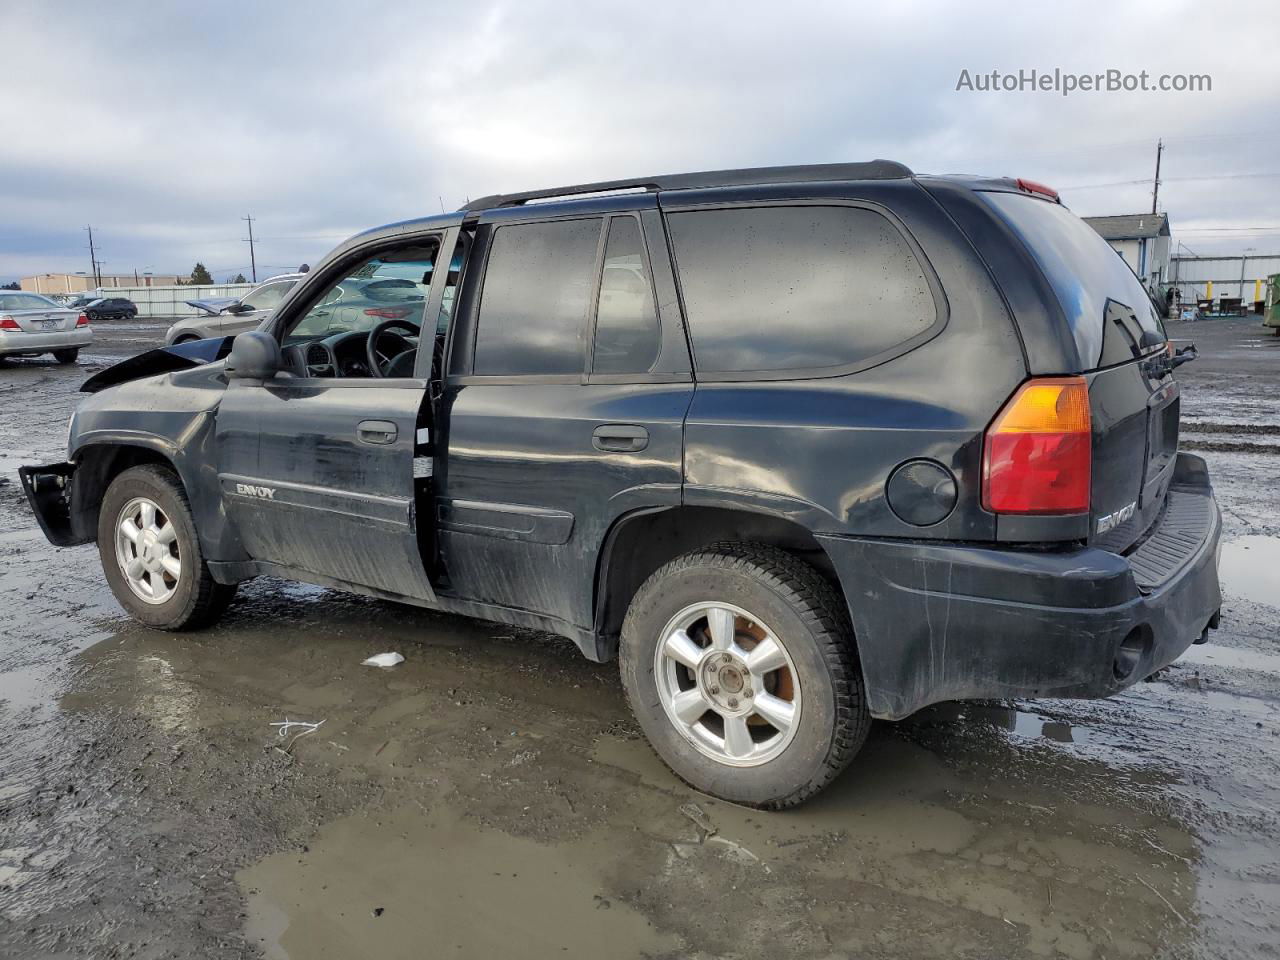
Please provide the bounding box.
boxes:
[1062,171,1280,191]
[242,215,257,283]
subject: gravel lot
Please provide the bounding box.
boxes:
[0,317,1277,959]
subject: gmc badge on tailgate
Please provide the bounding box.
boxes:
[1096,501,1137,534]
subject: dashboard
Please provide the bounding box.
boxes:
[283,330,419,379]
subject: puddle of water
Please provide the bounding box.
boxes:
[907,700,1098,746]
[239,804,680,960]
[1178,643,1280,676]
[1218,536,1280,606]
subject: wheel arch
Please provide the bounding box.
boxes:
[69,437,242,567]
[68,441,180,543]
[593,505,842,659]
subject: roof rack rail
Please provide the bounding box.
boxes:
[461,160,913,212]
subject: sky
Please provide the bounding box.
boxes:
[2,0,1278,285]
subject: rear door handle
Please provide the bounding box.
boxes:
[592,423,649,452]
[358,420,398,444]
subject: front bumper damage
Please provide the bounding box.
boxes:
[18,462,83,547]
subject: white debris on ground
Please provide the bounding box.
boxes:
[361,652,405,668]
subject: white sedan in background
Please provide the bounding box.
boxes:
[0,292,93,363]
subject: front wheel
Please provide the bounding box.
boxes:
[52,348,79,364]
[97,464,236,630]
[620,542,870,809]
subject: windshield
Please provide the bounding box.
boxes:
[0,293,59,311]
[982,191,1167,368]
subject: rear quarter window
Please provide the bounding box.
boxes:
[666,205,938,377]
[982,192,1166,368]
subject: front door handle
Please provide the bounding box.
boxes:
[358,420,398,445]
[592,423,649,453]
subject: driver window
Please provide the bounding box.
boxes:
[284,239,440,378]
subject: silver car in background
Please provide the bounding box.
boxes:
[0,292,94,363]
[164,274,302,345]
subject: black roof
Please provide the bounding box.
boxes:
[462,160,913,212]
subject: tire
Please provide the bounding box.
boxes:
[619,542,870,809]
[52,348,79,364]
[173,334,200,345]
[97,464,236,630]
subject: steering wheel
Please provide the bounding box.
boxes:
[367,318,420,377]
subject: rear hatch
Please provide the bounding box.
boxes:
[981,191,1176,553]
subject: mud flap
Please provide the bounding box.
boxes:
[17,462,82,547]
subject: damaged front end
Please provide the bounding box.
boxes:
[17,462,82,547]
[80,336,233,394]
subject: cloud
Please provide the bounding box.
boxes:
[2,0,1277,282]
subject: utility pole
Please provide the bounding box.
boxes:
[86,225,100,288]
[242,214,257,283]
[1151,139,1163,214]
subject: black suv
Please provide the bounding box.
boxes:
[21,162,1221,808]
[84,297,138,321]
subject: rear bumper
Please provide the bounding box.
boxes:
[0,329,94,355]
[819,453,1222,720]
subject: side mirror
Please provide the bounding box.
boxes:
[229,302,256,314]
[225,331,281,380]
[1171,344,1198,369]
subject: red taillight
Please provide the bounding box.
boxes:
[1016,177,1060,202]
[76,312,89,327]
[982,377,1091,515]
[363,307,413,320]
[0,315,19,330]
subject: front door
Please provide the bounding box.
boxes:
[438,208,693,629]
[215,232,455,601]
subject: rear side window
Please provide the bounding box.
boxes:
[592,217,660,374]
[666,205,937,376]
[474,218,601,376]
[982,192,1166,368]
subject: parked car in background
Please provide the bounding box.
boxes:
[84,297,137,321]
[0,291,93,363]
[66,296,101,310]
[164,274,301,344]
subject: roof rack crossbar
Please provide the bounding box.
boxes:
[461,160,913,213]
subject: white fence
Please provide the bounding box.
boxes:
[86,283,255,317]
[1169,254,1280,304]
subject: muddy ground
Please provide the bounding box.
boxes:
[1,317,1277,960]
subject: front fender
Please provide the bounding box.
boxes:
[63,363,248,563]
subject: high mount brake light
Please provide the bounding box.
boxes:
[982,377,1091,515]
[1016,178,1060,202]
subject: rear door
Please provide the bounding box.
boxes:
[981,191,1175,550]
[438,203,693,629]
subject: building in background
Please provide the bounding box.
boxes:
[1168,252,1280,309]
[1084,213,1172,291]
[20,272,184,295]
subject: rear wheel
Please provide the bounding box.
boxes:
[97,464,236,630]
[52,348,79,364]
[620,542,870,809]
